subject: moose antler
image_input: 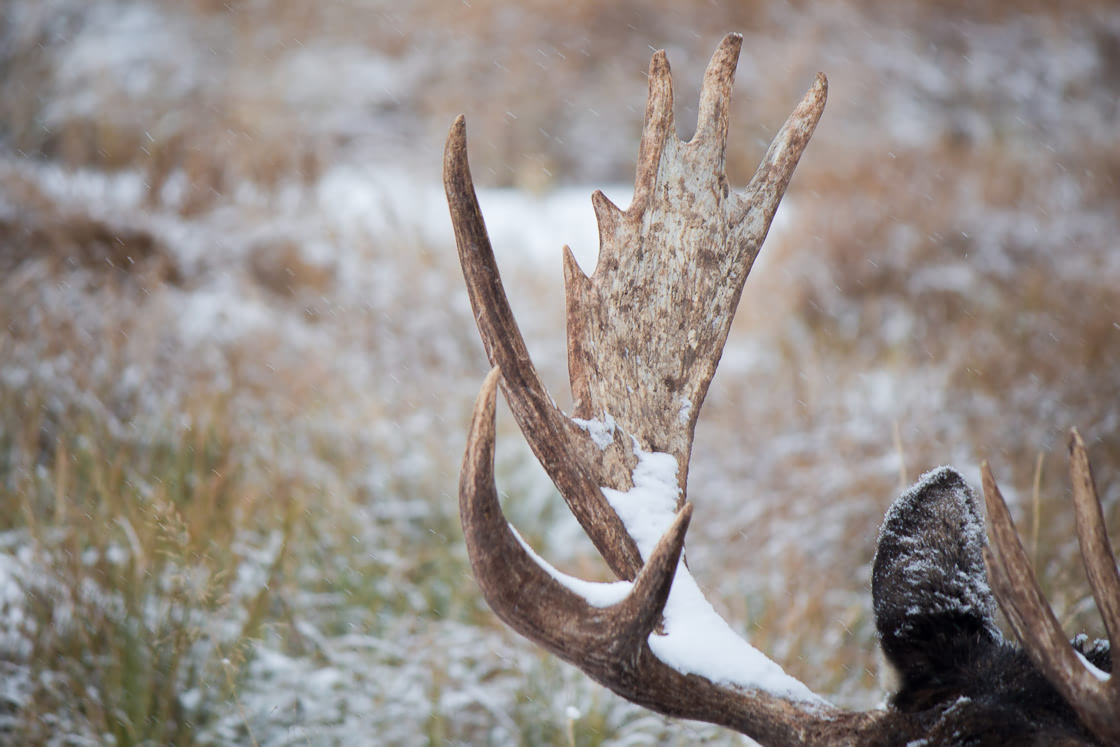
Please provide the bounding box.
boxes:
[982,429,1120,745]
[445,34,826,581]
[445,32,1117,747]
[445,33,883,744]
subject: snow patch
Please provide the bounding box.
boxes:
[1075,650,1111,682]
[600,446,681,551]
[649,560,824,703]
[571,413,618,450]
[511,526,631,608]
[516,439,826,703]
[603,446,826,703]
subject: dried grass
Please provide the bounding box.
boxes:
[1,0,1118,742]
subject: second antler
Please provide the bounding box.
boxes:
[982,430,1120,745]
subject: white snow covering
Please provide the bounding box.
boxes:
[1075,650,1111,683]
[511,525,631,608]
[605,445,827,704]
[519,434,828,704]
[571,413,619,451]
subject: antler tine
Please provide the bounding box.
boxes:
[981,455,1120,745]
[1069,429,1120,650]
[733,72,828,233]
[444,118,643,580]
[694,32,742,152]
[631,48,675,213]
[980,463,1085,679]
[460,367,684,676]
[459,369,663,646]
[1067,429,1120,744]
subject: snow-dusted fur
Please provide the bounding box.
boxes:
[872,468,1111,744]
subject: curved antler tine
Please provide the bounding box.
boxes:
[732,73,827,236]
[562,244,595,417]
[445,121,644,580]
[615,504,693,649]
[1068,428,1120,650]
[459,367,622,649]
[980,463,1085,673]
[981,540,1082,678]
[460,367,507,543]
[589,189,624,266]
[693,33,743,152]
[444,117,544,400]
[632,49,676,212]
[462,375,683,665]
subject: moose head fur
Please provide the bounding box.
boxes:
[874,466,1112,745]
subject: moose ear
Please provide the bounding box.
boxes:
[872,467,1002,708]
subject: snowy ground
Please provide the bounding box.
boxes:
[1,1,1118,744]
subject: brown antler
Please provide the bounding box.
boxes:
[447,31,1119,746]
[563,37,825,486]
[445,33,901,745]
[445,33,826,578]
[982,429,1120,746]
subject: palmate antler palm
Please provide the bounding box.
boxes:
[444,33,1118,746]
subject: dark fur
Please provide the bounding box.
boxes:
[873,468,1112,745]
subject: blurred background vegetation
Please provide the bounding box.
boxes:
[0,0,1118,744]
